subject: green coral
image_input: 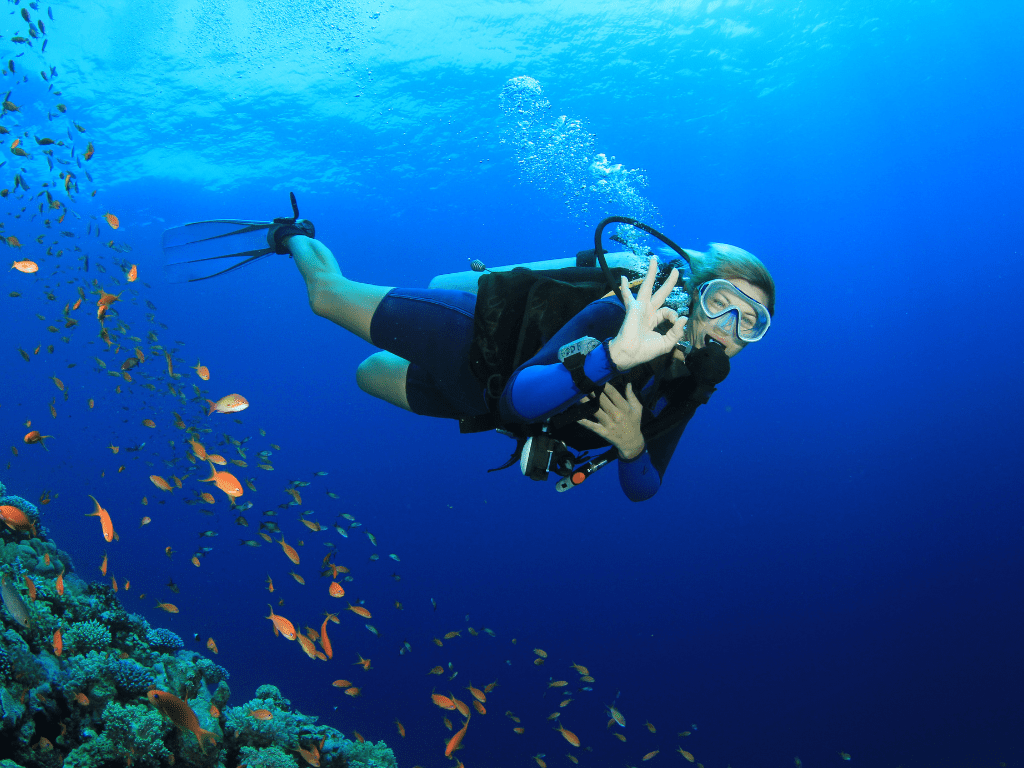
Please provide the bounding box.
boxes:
[224,689,315,749]
[55,650,117,706]
[342,739,397,768]
[238,744,299,768]
[101,701,172,766]
[64,620,111,654]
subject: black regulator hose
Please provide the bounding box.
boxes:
[592,216,693,298]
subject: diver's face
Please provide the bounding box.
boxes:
[674,278,770,360]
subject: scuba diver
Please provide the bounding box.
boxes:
[162,196,775,501]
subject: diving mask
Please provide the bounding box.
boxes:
[697,279,771,343]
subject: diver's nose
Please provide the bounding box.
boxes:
[714,310,738,336]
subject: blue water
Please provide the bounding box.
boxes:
[2,0,1023,766]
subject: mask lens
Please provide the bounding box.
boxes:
[698,280,770,342]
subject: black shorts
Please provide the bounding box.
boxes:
[369,288,489,419]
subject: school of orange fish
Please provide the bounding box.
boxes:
[1,7,712,767]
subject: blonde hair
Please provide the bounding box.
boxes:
[686,243,775,316]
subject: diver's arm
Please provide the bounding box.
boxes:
[499,300,626,423]
[617,420,687,502]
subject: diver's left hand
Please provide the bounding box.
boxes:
[577,382,645,460]
[607,256,688,370]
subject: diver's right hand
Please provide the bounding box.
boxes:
[607,256,688,370]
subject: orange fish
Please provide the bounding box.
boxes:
[201,461,243,499]
[344,687,361,697]
[149,475,173,492]
[472,700,486,715]
[289,571,305,585]
[296,633,319,659]
[74,692,89,706]
[277,536,300,565]
[395,719,405,738]
[466,684,486,703]
[453,698,470,718]
[484,680,499,693]
[147,690,217,753]
[445,717,470,757]
[126,264,137,282]
[300,519,321,532]
[188,439,208,461]
[11,259,37,272]
[353,654,372,671]
[513,726,525,734]
[209,703,221,718]
[99,552,108,576]
[140,516,151,527]
[266,575,274,593]
[142,419,156,428]
[266,604,297,640]
[641,750,660,761]
[104,212,119,229]
[428,666,444,676]
[328,581,345,598]
[0,504,37,537]
[124,579,130,591]
[200,492,215,504]
[23,431,53,449]
[555,722,580,747]
[207,454,227,466]
[193,361,210,380]
[154,601,179,613]
[206,393,248,415]
[55,569,64,596]
[86,495,118,542]
[319,617,333,660]
[347,603,371,619]
[111,576,118,592]
[432,693,457,711]
[205,637,218,654]
[331,680,352,688]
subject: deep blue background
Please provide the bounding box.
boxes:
[2,1,1023,767]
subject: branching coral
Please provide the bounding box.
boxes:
[64,620,111,654]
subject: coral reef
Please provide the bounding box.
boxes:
[0,477,396,768]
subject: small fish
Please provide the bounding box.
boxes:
[266,604,296,640]
[85,495,118,541]
[206,393,248,415]
[155,601,179,613]
[23,430,54,449]
[641,750,659,761]
[0,576,30,628]
[146,691,217,753]
[347,603,371,619]
[677,748,695,762]
[104,212,119,229]
[193,360,210,380]
[150,475,173,492]
[52,628,63,655]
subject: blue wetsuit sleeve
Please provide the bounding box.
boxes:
[499,299,626,423]
[617,419,687,502]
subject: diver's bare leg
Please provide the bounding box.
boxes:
[356,352,412,411]
[284,235,392,344]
